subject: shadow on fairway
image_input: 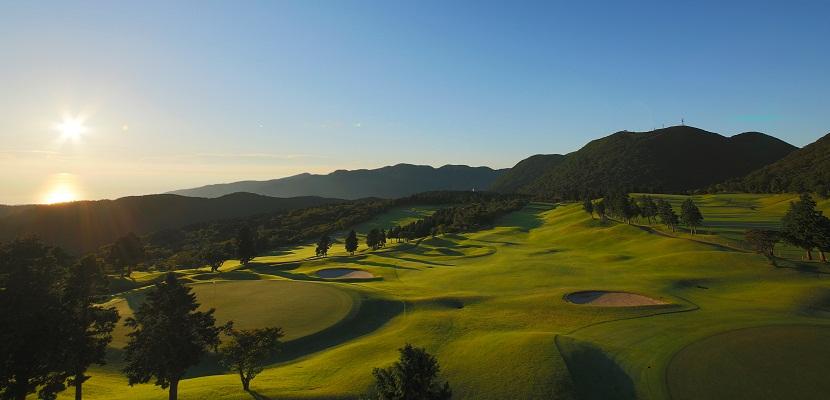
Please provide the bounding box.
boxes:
[556,336,636,400]
[181,297,404,379]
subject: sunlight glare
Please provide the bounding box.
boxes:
[39,173,83,204]
[54,115,88,141]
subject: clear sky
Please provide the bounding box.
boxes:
[1,0,828,204]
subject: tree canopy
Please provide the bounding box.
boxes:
[123,273,229,400]
[368,344,451,400]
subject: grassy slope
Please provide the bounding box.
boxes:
[60,195,830,400]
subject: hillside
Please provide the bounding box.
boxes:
[169,163,506,199]
[0,193,341,254]
[716,132,830,195]
[502,126,796,199]
[489,154,565,193]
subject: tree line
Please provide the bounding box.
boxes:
[582,193,703,234]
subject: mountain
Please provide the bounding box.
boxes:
[718,132,830,195]
[0,193,342,254]
[498,126,797,199]
[489,154,565,193]
[169,163,506,199]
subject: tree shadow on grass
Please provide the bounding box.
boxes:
[556,336,636,400]
[373,252,453,266]
[182,297,405,379]
[248,391,272,400]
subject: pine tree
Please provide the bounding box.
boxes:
[315,234,332,257]
[680,198,704,234]
[62,256,120,400]
[582,198,594,219]
[345,230,359,255]
[236,226,257,265]
[123,273,229,400]
[368,344,451,400]
[782,193,822,260]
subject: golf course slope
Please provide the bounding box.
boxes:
[63,194,830,400]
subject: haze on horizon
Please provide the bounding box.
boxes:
[1,0,829,205]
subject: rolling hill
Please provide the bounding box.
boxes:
[496,126,796,199]
[716,132,830,195]
[0,193,342,254]
[169,164,506,199]
[489,154,565,193]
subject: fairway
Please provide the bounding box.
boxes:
[666,325,830,400]
[60,195,830,400]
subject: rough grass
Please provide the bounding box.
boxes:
[56,194,830,400]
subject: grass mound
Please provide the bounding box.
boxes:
[564,291,668,307]
[110,280,357,346]
[666,325,830,400]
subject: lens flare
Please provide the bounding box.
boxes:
[39,173,82,204]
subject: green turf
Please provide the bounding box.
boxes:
[55,194,830,400]
[666,325,830,400]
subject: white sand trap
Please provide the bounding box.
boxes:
[316,268,375,280]
[565,290,667,307]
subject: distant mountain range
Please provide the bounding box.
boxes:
[717,132,830,195]
[492,126,797,198]
[0,193,341,254]
[169,163,506,199]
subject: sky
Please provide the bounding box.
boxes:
[1,0,829,204]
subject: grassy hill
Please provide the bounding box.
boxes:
[500,126,796,199]
[63,194,830,400]
[716,132,830,195]
[0,193,341,254]
[169,164,506,199]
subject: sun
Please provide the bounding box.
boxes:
[42,186,77,204]
[54,115,87,141]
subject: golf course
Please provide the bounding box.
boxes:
[55,193,830,400]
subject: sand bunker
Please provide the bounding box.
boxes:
[565,290,667,307]
[316,268,375,280]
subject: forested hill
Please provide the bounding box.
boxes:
[495,126,796,199]
[169,164,506,199]
[0,193,342,254]
[489,154,565,193]
[714,132,830,195]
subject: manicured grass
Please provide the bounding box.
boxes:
[666,325,830,400]
[59,195,830,400]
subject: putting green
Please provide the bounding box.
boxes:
[109,280,357,346]
[666,325,830,400]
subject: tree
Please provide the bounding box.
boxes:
[781,193,822,260]
[595,199,607,222]
[123,273,229,400]
[345,230,359,255]
[638,195,658,224]
[236,226,257,265]
[219,327,283,391]
[106,232,145,278]
[200,242,234,272]
[62,256,120,400]
[744,229,780,257]
[680,198,704,234]
[582,198,594,219]
[367,344,451,400]
[815,216,830,263]
[315,234,332,257]
[379,229,387,248]
[657,199,679,232]
[367,228,380,250]
[0,238,71,400]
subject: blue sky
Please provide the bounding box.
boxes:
[1,1,828,203]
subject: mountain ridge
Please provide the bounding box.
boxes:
[169,163,507,199]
